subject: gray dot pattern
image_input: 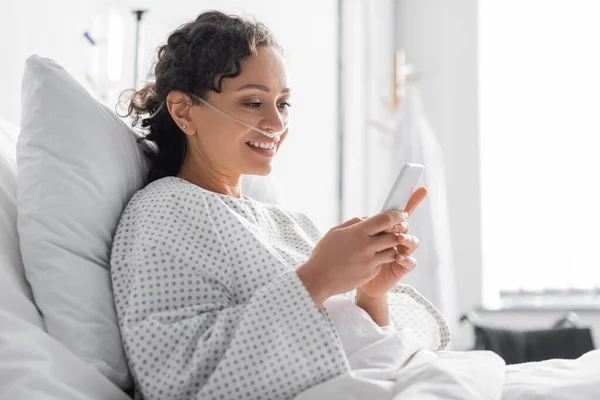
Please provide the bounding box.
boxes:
[342,285,451,351]
[387,284,452,350]
[110,177,349,400]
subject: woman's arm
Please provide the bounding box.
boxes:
[355,285,452,350]
[117,270,348,400]
[111,194,349,400]
[355,289,389,327]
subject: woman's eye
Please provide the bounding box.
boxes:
[244,101,291,110]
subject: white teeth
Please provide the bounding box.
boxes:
[247,141,275,149]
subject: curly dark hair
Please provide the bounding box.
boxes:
[120,10,282,183]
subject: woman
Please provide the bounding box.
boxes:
[111,10,448,400]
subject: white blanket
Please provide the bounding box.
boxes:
[295,297,600,400]
[503,350,600,399]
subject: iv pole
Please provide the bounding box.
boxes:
[132,9,147,89]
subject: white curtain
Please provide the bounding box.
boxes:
[391,86,459,339]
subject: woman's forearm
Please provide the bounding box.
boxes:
[355,289,389,327]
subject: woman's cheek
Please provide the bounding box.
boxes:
[276,131,288,152]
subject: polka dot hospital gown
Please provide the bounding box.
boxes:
[110,176,450,400]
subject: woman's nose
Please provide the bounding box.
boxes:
[259,105,287,132]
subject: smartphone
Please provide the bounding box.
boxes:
[381,163,424,212]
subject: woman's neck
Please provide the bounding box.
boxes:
[177,163,244,199]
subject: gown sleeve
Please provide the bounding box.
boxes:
[341,285,451,351]
[387,284,451,350]
[110,192,348,400]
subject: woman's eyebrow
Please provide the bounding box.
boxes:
[236,83,291,93]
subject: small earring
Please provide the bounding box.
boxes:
[181,124,187,129]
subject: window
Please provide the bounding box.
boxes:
[479,0,600,308]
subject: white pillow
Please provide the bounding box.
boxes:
[0,310,131,400]
[0,117,45,328]
[17,55,148,389]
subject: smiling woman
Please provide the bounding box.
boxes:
[121,11,291,198]
[111,9,440,400]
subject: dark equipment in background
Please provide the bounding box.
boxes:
[460,311,596,365]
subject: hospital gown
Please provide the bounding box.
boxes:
[110,176,450,400]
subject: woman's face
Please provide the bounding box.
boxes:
[179,46,290,177]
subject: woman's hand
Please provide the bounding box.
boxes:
[356,187,428,299]
[297,209,408,305]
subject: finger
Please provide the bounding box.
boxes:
[370,232,400,252]
[384,221,409,234]
[356,210,405,236]
[398,234,419,255]
[404,187,428,217]
[391,255,417,278]
[331,216,367,231]
[373,247,398,265]
[396,245,417,258]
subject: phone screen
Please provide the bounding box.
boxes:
[381,163,424,212]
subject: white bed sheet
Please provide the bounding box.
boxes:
[0,310,130,400]
[295,295,600,400]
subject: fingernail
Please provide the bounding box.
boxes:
[400,222,408,231]
[397,255,406,262]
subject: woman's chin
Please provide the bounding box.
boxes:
[244,163,273,176]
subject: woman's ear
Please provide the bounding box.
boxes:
[166,91,196,136]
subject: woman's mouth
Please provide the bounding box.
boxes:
[245,141,276,157]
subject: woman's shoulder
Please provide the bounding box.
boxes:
[122,176,261,225]
[120,176,216,227]
[121,176,322,240]
[115,177,228,250]
[125,176,194,211]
